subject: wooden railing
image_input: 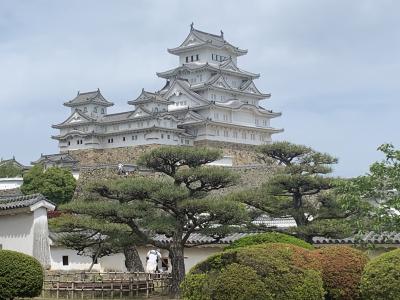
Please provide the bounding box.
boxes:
[41,271,171,299]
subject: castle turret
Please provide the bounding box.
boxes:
[63,89,114,118]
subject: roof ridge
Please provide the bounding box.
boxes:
[78,90,99,95]
[193,28,223,40]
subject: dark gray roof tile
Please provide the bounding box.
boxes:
[0,194,54,210]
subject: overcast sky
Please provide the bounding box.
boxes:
[0,0,398,177]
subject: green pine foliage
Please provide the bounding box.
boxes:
[233,141,357,242]
[55,146,248,295]
[0,250,44,300]
[21,164,76,204]
[360,248,400,300]
[225,232,314,250]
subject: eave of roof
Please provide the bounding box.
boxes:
[157,63,259,80]
[191,83,271,100]
[0,193,55,211]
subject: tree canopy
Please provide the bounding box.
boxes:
[233,141,356,242]
[55,146,248,296]
[337,143,400,232]
[21,165,76,205]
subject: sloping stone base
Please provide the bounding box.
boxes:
[68,141,261,167]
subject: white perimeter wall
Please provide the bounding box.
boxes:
[0,177,23,190]
[0,211,34,255]
[50,245,222,273]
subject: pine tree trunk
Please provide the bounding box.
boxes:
[292,193,308,226]
[123,245,144,272]
[169,226,185,297]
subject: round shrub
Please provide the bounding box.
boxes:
[185,243,324,300]
[360,248,400,300]
[312,246,368,300]
[0,250,44,299]
[212,264,268,300]
[226,232,314,250]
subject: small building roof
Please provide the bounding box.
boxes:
[32,153,79,166]
[0,193,55,212]
[313,231,400,246]
[0,157,30,170]
[63,89,114,108]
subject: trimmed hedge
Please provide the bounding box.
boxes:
[312,246,368,300]
[183,243,324,300]
[225,232,314,250]
[360,248,400,300]
[0,250,44,300]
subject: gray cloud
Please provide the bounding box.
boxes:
[0,0,398,177]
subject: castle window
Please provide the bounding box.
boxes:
[68,141,71,146]
[186,56,189,63]
[223,130,228,137]
[181,138,184,143]
[101,108,105,114]
[84,107,87,112]
[94,107,98,113]
[123,137,126,142]
[191,55,194,62]
[167,134,170,139]
[212,54,214,60]
[251,133,255,140]
[242,132,247,139]
[62,256,69,266]
[216,129,220,136]
[233,131,238,139]
[161,134,164,139]
[196,54,199,61]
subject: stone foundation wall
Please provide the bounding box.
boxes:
[193,140,260,166]
[68,141,260,167]
[67,145,161,167]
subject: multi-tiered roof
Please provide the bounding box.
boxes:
[52,25,282,152]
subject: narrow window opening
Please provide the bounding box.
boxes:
[62,256,69,266]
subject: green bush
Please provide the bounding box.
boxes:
[0,250,44,300]
[360,248,400,300]
[212,264,268,300]
[312,246,368,300]
[226,232,314,250]
[181,273,212,300]
[184,243,324,300]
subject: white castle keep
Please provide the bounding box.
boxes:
[52,25,283,152]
